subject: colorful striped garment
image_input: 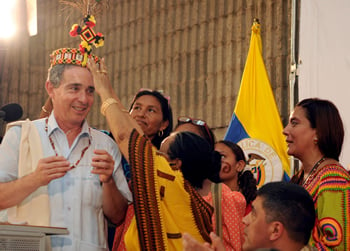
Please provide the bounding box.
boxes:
[122,130,214,251]
[294,164,350,251]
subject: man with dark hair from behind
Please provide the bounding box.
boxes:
[183,181,316,251]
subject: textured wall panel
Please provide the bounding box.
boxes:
[0,0,292,141]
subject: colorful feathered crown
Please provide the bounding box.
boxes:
[50,0,108,68]
[49,47,100,67]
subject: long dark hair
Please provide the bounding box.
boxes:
[218,140,257,206]
[168,132,222,189]
[130,89,173,149]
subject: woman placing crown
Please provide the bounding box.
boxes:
[87,57,223,250]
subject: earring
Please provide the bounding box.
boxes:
[314,137,318,144]
[158,130,164,137]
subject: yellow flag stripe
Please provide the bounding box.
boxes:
[234,22,290,175]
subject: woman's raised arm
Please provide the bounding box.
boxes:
[87,58,143,162]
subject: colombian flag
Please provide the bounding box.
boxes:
[224,20,290,186]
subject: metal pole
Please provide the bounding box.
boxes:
[289,0,298,176]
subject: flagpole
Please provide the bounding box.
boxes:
[225,19,291,183]
[289,0,298,176]
[211,183,222,239]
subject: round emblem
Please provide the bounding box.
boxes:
[313,217,342,246]
[238,138,283,187]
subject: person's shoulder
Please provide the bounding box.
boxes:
[99,129,114,138]
[32,118,46,127]
[316,162,350,190]
[90,128,116,144]
[221,183,243,197]
[221,184,246,205]
[320,161,350,179]
[91,128,110,136]
[7,118,44,131]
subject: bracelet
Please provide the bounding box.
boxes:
[42,106,50,114]
[101,98,119,116]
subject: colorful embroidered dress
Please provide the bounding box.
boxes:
[203,184,246,251]
[122,130,214,250]
[293,164,350,250]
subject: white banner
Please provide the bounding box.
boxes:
[299,0,350,170]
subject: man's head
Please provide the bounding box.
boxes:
[45,48,100,128]
[242,182,315,251]
[46,64,94,128]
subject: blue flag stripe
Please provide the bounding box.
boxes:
[224,114,290,182]
[224,114,249,142]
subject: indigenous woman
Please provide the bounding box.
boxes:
[113,89,173,249]
[87,58,222,250]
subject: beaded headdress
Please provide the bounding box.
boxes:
[50,0,109,68]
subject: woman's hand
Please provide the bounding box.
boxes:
[182,232,225,251]
[87,57,114,100]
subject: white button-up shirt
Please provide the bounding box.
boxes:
[0,114,132,250]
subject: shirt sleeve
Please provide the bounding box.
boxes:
[0,126,21,182]
[312,168,350,250]
[107,135,133,203]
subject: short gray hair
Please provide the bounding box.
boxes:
[47,64,74,87]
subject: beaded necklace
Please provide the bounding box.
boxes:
[302,156,326,187]
[45,117,91,170]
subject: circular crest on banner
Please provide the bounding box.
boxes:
[238,138,283,187]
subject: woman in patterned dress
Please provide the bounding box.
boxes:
[284,98,350,250]
[87,58,223,251]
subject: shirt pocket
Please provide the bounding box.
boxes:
[77,164,103,208]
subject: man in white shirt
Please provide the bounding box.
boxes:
[0,48,132,250]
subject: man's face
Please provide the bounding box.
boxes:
[47,66,94,128]
[242,196,272,251]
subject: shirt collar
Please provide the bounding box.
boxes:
[47,111,90,138]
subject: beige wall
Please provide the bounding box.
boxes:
[0,0,293,141]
